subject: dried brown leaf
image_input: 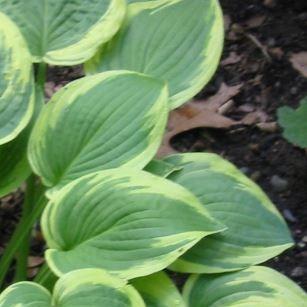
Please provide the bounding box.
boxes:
[290,52,307,78]
[158,83,243,157]
[241,109,269,125]
[28,256,44,268]
[245,15,266,28]
[221,52,242,66]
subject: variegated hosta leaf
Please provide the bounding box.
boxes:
[0,88,43,198]
[132,272,186,307]
[85,0,224,109]
[160,153,293,273]
[0,282,51,307]
[28,71,168,194]
[41,169,225,279]
[0,0,126,65]
[183,266,307,307]
[0,269,145,307]
[0,12,34,145]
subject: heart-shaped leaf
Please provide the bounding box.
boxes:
[132,272,186,307]
[0,88,43,198]
[0,269,145,306]
[28,71,168,193]
[85,0,224,109]
[0,12,34,145]
[158,153,293,273]
[0,0,126,65]
[278,96,307,148]
[183,266,307,307]
[42,169,224,279]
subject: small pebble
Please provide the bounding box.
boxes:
[240,167,250,175]
[251,171,261,181]
[290,87,298,95]
[283,209,297,223]
[291,267,305,277]
[297,242,306,249]
[270,175,288,192]
[267,38,275,47]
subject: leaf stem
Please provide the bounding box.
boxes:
[0,194,47,289]
[36,62,47,90]
[13,175,36,282]
[34,263,57,291]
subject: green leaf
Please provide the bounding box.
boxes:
[28,71,168,194]
[161,153,293,273]
[183,266,307,307]
[41,169,225,279]
[132,272,186,307]
[53,269,145,306]
[85,0,224,109]
[0,12,34,145]
[278,96,307,148]
[0,282,51,306]
[144,160,182,178]
[0,0,126,65]
[0,269,145,306]
[0,87,44,198]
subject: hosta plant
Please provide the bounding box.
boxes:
[0,0,306,306]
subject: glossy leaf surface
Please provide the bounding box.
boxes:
[162,153,293,273]
[183,266,307,307]
[42,169,224,279]
[86,0,224,109]
[28,71,168,193]
[0,0,126,65]
[0,12,34,145]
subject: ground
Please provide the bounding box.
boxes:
[0,0,306,291]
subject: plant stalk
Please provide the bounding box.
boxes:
[34,263,57,291]
[0,195,47,289]
[36,62,47,90]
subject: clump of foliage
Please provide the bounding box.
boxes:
[278,96,307,148]
[0,0,306,306]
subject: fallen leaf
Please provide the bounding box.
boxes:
[257,122,277,132]
[158,83,243,157]
[202,83,243,111]
[241,110,269,125]
[221,52,242,66]
[269,47,284,59]
[27,268,39,279]
[245,15,266,28]
[218,100,235,114]
[28,256,44,268]
[238,104,255,113]
[290,52,307,78]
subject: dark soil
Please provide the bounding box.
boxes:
[1,0,306,292]
[173,0,307,289]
